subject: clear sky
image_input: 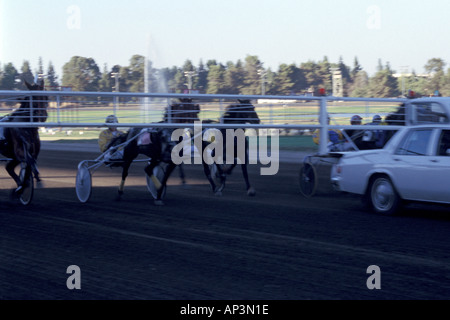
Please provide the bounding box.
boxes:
[1,0,449,78]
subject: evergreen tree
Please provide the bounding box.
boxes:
[368,67,400,98]
[206,64,225,94]
[376,59,383,72]
[172,68,187,93]
[351,56,362,79]
[273,64,305,95]
[317,56,332,91]
[0,63,18,90]
[98,64,111,92]
[127,55,145,92]
[223,60,245,94]
[20,60,34,88]
[46,61,59,89]
[37,57,44,76]
[338,56,351,85]
[242,55,263,95]
[161,66,178,93]
[195,60,208,93]
[399,70,428,97]
[348,70,369,97]
[300,61,320,91]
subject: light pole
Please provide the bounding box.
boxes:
[400,66,409,96]
[111,72,120,92]
[330,67,343,97]
[257,69,267,95]
[184,71,198,92]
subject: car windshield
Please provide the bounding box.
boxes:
[396,129,433,156]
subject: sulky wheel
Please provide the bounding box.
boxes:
[146,165,167,200]
[76,161,92,203]
[299,162,318,198]
[18,172,34,206]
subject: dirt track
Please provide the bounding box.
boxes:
[1,146,450,300]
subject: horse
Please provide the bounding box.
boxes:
[385,103,406,126]
[111,98,200,205]
[379,103,406,145]
[163,97,200,185]
[201,99,260,197]
[0,80,48,197]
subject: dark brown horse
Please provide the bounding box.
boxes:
[112,98,200,204]
[0,80,48,197]
[201,99,260,196]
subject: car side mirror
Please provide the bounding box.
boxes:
[446,148,450,156]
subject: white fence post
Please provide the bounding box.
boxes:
[318,97,328,155]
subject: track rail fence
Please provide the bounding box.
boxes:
[0,90,408,154]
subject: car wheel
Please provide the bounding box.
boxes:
[369,176,400,215]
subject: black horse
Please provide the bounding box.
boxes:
[201,99,260,196]
[385,103,406,126]
[0,80,48,197]
[112,98,200,205]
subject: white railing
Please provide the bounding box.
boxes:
[0,90,408,154]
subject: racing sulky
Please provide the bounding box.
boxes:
[109,98,200,205]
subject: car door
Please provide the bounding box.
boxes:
[423,129,450,203]
[390,128,437,201]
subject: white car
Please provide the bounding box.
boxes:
[331,124,450,215]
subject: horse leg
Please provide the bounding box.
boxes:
[178,163,186,185]
[223,163,237,175]
[241,164,255,197]
[117,160,132,200]
[5,159,21,187]
[144,160,160,190]
[26,154,43,188]
[154,162,177,206]
[214,164,227,195]
[10,162,31,197]
[202,161,218,194]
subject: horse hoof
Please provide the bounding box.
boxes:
[247,188,256,197]
[36,181,44,189]
[154,200,165,206]
[181,182,189,189]
[14,186,23,195]
[10,189,19,200]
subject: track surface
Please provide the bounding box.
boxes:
[1,146,450,300]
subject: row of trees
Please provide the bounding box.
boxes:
[1,55,450,98]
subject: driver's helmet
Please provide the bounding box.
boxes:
[105,115,118,124]
[350,115,362,125]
